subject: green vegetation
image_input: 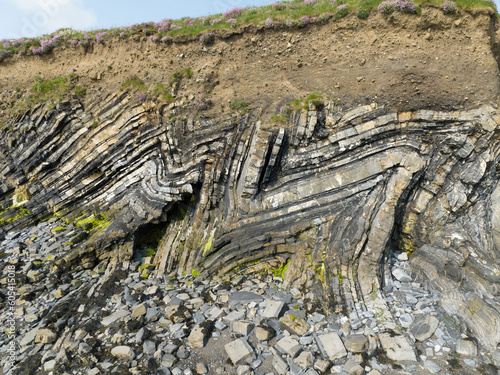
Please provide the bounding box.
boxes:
[29,73,85,104]
[271,259,290,279]
[53,226,66,232]
[120,77,147,93]
[192,268,201,277]
[229,100,249,115]
[139,248,157,257]
[169,69,193,86]
[0,206,31,226]
[289,92,325,110]
[0,0,494,65]
[75,213,110,232]
[138,263,154,271]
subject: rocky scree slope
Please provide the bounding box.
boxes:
[2,6,500,375]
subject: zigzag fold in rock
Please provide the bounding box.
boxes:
[1,96,500,348]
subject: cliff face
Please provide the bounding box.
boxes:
[2,5,500,365]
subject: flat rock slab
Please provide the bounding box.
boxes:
[424,360,442,374]
[410,315,439,342]
[392,268,412,282]
[225,338,256,365]
[275,336,301,358]
[262,300,286,318]
[379,333,417,362]
[315,332,347,360]
[101,310,130,326]
[228,291,263,303]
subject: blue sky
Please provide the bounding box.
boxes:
[0,0,499,39]
[0,0,277,39]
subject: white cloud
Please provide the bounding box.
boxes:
[1,0,97,38]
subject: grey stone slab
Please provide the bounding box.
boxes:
[379,333,416,362]
[315,332,347,360]
[101,309,130,326]
[225,338,255,365]
[262,300,286,318]
[229,291,264,303]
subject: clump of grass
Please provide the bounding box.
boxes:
[169,68,192,86]
[289,92,325,110]
[229,100,249,115]
[120,76,147,93]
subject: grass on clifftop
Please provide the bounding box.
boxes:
[0,0,497,61]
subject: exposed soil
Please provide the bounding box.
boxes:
[0,6,499,120]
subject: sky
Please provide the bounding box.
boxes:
[0,0,278,40]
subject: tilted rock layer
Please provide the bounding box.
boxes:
[2,8,500,351]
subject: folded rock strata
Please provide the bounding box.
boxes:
[2,94,500,349]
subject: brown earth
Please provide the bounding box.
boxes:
[0,6,499,121]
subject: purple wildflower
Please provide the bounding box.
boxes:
[272,2,287,10]
[210,18,222,25]
[150,35,159,42]
[96,32,107,43]
[443,0,457,14]
[298,15,310,26]
[265,18,274,27]
[379,0,416,14]
[137,93,146,101]
[200,32,215,45]
[378,1,395,14]
[192,93,213,110]
[31,35,63,55]
[227,18,237,27]
[223,7,244,19]
[303,0,318,5]
[161,36,172,43]
[120,32,126,38]
[338,4,347,10]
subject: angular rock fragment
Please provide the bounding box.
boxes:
[224,338,256,365]
[35,329,57,344]
[343,334,368,353]
[111,346,136,360]
[315,332,347,360]
[262,300,286,318]
[255,325,275,341]
[379,333,416,362]
[279,313,310,336]
[275,336,302,358]
[456,339,478,356]
[188,321,213,348]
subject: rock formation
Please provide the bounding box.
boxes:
[2,6,500,374]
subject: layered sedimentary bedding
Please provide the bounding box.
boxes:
[2,6,500,375]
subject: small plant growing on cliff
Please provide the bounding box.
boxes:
[229,100,249,115]
[120,77,146,93]
[357,8,370,18]
[443,1,457,14]
[192,93,213,110]
[200,32,214,45]
[379,0,416,14]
